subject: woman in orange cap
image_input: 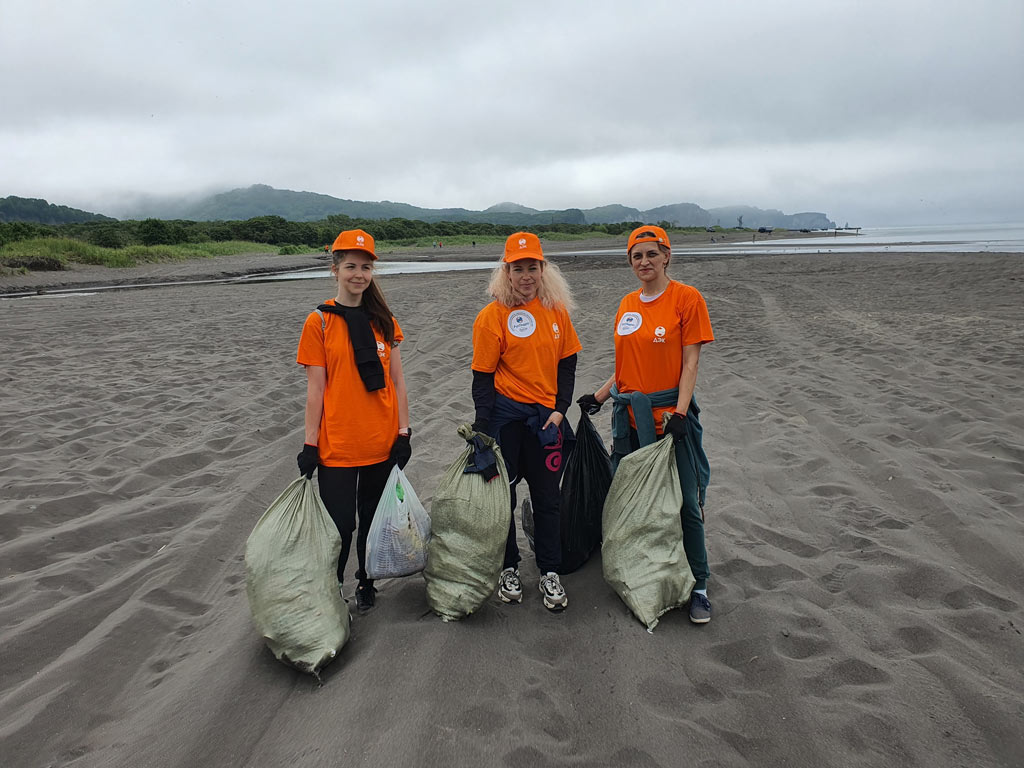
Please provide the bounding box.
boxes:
[577,225,715,624]
[471,232,581,612]
[296,228,411,613]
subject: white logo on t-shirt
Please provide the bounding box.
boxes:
[376,340,386,358]
[507,309,537,338]
[552,322,560,339]
[616,312,643,336]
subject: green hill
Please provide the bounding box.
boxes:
[0,196,114,225]
[28,183,834,230]
[118,185,587,225]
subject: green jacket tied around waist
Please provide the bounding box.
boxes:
[609,385,710,510]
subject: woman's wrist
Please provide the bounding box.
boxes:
[398,427,411,437]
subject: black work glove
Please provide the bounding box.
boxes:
[464,434,499,481]
[577,393,602,415]
[390,434,412,469]
[471,419,492,438]
[297,444,319,478]
[665,412,687,443]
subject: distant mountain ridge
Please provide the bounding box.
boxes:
[130,184,834,229]
[4,185,835,230]
[1,196,114,225]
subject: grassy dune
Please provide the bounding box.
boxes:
[0,238,286,274]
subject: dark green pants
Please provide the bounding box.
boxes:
[628,429,709,590]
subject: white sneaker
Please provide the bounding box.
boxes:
[497,567,523,603]
[539,572,567,611]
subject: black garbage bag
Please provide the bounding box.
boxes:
[558,410,613,572]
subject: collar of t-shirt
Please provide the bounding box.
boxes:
[638,287,667,303]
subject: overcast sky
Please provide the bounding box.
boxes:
[2,0,1022,226]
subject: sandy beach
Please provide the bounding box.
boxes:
[2,247,1023,767]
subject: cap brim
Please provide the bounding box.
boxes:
[334,246,377,260]
[503,252,545,263]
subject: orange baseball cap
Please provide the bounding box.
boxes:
[627,225,671,254]
[331,229,376,259]
[503,232,545,263]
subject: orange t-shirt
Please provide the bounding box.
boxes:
[296,299,404,467]
[471,298,582,408]
[614,280,714,433]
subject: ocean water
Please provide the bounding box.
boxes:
[556,222,1024,257]
[760,222,1024,253]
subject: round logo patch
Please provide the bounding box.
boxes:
[508,309,537,338]
[616,312,643,336]
[654,326,666,338]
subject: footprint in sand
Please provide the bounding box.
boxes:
[821,562,858,594]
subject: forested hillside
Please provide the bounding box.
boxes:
[0,196,114,225]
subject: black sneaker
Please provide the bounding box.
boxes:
[356,584,377,613]
[689,592,712,624]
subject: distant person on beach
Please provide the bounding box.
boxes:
[296,229,411,613]
[470,232,580,611]
[577,225,716,624]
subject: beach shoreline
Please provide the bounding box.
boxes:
[0,230,849,296]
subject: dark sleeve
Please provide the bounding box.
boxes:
[472,370,496,424]
[555,353,577,415]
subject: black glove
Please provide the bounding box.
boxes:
[297,444,319,478]
[577,393,602,415]
[665,412,687,443]
[471,419,492,437]
[390,434,411,469]
[464,435,499,481]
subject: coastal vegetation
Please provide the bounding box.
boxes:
[1,214,720,273]
[0,237,281,274]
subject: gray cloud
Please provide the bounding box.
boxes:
[2,0,1021,225]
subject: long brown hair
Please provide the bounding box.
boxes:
[333,250,396,344]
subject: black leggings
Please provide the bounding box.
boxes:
[316,459,393,585]
[499,420,566,574]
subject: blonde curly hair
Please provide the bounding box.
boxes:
[486,259,577,313]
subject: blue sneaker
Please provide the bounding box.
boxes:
[689,593,712,624]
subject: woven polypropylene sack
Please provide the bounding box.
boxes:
[558,410,612,572]
[245,477,350,674]
[601,437,695,630]
[366,465,431,579]
[424,425,511,621]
